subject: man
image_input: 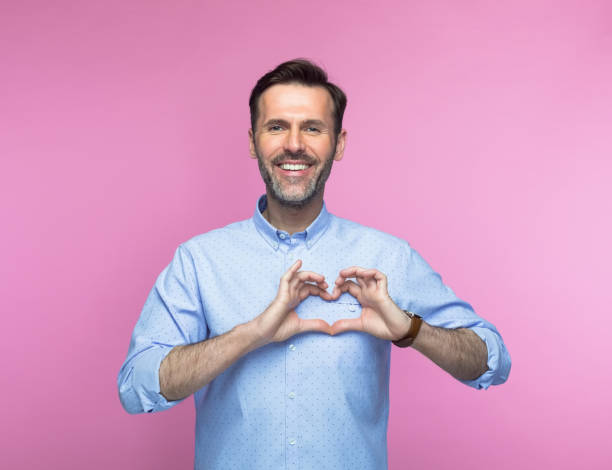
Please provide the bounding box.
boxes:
[118,59,511,469]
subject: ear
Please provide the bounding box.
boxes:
[333,128,347,162]
[248,128,257,159]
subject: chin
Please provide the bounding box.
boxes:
[274,189,320,208]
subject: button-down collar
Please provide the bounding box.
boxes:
[252,194,331,250]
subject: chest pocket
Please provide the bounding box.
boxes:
[295,297,386,374]
[295,292,360,325]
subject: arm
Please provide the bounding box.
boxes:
[117,247,331,412]
[407,320,488,381]
[158,321,261,401]
[154,259,334,403]
[329,262,510,388]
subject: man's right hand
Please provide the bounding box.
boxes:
[254,259,333,346]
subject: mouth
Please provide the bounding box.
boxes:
[275,161,314,175]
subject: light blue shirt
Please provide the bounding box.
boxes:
[118,194,511,469]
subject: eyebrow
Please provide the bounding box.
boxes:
[263,118,328,128]
[302,119,327,128]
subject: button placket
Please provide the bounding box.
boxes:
[286,339,299,467]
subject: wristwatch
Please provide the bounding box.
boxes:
[392,311,423,348]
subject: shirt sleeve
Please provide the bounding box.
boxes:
[117,244,208,414]
[396,241,511,390]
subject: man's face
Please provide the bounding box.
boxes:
[249,83,346,208]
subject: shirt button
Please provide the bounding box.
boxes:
[279,233,286,239]
[288,344,296,351]
[289,439,297,445]
[349,304,357,312]
[288,392,296,399]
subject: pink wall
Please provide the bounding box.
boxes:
[2,1,610,468]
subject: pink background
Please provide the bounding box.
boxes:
[2,1,611,468]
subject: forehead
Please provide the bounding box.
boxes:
[257,83,334,123]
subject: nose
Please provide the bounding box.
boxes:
[284,125,305,154]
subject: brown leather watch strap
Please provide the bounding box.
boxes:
[392,311,423,348]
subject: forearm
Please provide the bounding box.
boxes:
[411,321,488,381]
[159,320,263,401]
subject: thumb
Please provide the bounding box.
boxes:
[298,318,332,335]
[330,317,363,336]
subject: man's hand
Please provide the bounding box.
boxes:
[329,266,489,381]
[329,266,411,341]
[254,259,334,346]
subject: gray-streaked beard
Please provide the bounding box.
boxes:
[255,149,335,209]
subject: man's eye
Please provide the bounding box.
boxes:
[268,125,283,131]
[305,127,320,133]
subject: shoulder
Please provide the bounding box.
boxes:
[177,217,256,258]
[330,214,410,252]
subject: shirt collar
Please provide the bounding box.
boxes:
[252,194,331,250]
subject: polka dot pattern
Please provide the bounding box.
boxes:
[118,194,511,469]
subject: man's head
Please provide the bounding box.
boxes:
[248,59,348,209]
[249,59,347,137]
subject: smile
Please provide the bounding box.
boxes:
[275,161,314,174]
[279,163,310,170]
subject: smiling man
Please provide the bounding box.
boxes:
[118,59,511,470]
[250,82,342,214]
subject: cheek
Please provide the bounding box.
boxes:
[312,133,335,149]
[311,140,335,158]
[256,137,283,158]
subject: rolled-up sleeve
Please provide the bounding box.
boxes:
[459,326,511,389]
[118,244,208,414]
[396,241,512,390]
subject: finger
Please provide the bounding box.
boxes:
[282,259,303,282]
[374,271,388,290]
[361,269,387,288]
[360,268,381,277]
[363,274,379,290]
[330,285,342,300]
[295,270,326,284]
[297,284,326,302]
[290,273,328,292]
[297,318,332,335]
[334,272,354,286]
[291,279,329,295]
[338,266,365,279]
[298,283,332,301]
[318,287,334,301]
[330,317,363,335]
[357,269,377,283]
[338,279,362,299]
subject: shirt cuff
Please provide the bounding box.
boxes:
[120,346,184,414]
[459,326,511,390]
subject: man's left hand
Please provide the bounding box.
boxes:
[329,266,412,341]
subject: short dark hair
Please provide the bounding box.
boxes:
[249,58,347,136]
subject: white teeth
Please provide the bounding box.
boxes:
[280,163,309,170]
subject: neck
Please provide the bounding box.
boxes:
[263,190,324,235]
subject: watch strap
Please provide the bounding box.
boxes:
[392,311,423,348]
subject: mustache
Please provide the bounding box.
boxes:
[272,152,317,166]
